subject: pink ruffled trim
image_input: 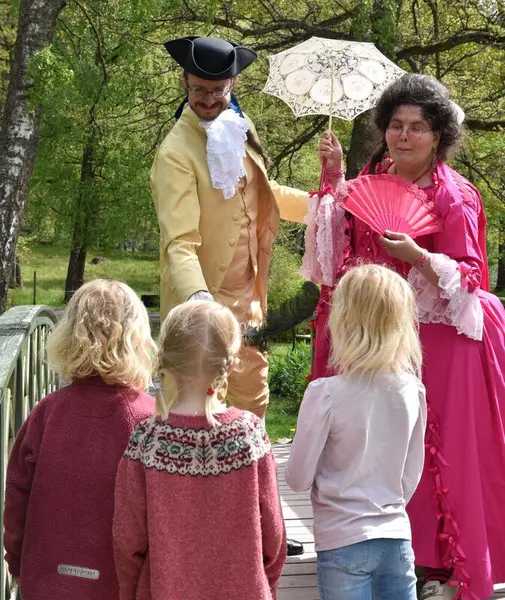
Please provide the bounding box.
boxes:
[407,253,483,341]
[317,195,347,286]
[300,187,350,286]
[425,403,479,600]
[299,190,322,284]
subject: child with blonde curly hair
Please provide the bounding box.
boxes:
[113,300,286,600]
[286,264,427,600]
[3,279,156,600]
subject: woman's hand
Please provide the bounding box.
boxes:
[378,231,424,264]
[318,131,343,171]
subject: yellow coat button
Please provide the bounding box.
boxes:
[219,264,227,272]
[229,238,236,246]
[209,286,218,294]
[233,214,240,221]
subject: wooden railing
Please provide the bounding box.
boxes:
[0,306,59,600]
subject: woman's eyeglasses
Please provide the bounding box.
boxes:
[387,123,432,140]
[186,84,232,100]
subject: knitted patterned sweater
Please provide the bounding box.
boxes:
[113,407,286,600]
[3,378,155,600]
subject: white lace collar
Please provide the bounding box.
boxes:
[199,110,250,200]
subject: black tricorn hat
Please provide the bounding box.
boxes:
[164,36,257,80]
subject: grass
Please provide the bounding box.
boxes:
[265,394,299,443]
[8,244,160,309]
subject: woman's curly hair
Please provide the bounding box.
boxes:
[369,74,463,173]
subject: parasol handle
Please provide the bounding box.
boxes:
[328,60,335,132]
[318,157,328,193]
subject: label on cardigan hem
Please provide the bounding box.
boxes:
[57,564,100,580]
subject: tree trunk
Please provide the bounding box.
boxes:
[9,259,23,288]
[63,128,97,303]
[64,246,87,302]
[346,111,381,180]
[0,0,67,313]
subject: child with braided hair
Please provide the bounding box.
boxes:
[113,300,286,600]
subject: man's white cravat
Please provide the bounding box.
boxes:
[199,109,250,200]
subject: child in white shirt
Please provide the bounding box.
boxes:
[286,264,427,600]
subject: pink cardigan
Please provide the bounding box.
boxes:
[3,378,154,600]
[113,407,286,600]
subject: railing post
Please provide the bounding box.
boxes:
[0,388,12,600]
[14,356,25,436]
[0,306,58,600]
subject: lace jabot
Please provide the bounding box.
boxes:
[199,110,250,200]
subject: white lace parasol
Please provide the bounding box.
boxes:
[262,37,405,125]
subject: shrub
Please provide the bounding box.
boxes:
[268,244,305,313]
[268,342,311,415]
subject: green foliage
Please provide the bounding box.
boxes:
[24,0,184,256]
[372,0,398,56]
[267,244,305,312]
[28,47,74,105]
[350,0,373,40]
[2,0,503,305]
[268,342,311,415]
[0,0,16,110]
[16,235,31,260]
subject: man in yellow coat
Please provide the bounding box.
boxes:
[152,37,307,556]
[152,35,308,418]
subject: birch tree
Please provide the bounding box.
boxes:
[0,0,67,313]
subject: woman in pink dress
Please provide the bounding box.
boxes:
[302,74,505,600]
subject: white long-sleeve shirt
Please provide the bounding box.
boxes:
[285,372,426,552]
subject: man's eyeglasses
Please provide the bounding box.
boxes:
[186,84,233,100]
[387,123,432,140]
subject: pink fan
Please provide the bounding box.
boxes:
[338,173,442,238]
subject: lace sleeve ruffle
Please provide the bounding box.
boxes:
[407,253,483,341]
[300,188,348,286]
[299,192,320,283]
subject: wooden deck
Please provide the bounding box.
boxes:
[273,444,505,600]
[275,444,319,600]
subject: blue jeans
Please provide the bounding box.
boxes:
[317,539,417,600]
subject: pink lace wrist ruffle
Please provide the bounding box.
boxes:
[407,253,483,341]
[300,187,348,286]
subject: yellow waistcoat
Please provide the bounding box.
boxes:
[151,105,309,320]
